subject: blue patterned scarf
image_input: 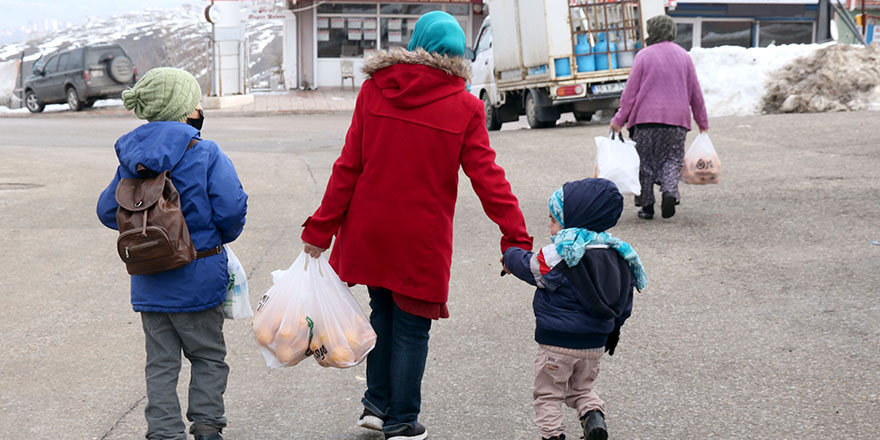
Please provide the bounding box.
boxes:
[549,187,647,291]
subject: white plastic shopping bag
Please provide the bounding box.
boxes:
[594,133,641,196]
[223,245,253,319]
[252,252,377,369]
[681,133,721,184]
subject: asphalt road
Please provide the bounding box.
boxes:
[0,109,878,440]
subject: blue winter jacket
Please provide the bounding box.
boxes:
[97,121,248,313]
[504,243,634,349]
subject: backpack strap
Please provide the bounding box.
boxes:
[196,245,222,259]
[186,138,200,151]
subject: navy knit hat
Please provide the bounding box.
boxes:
[548,178,623,232]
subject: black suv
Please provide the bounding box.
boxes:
[24,43,137,113]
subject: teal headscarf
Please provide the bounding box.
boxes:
[407,11,466,57]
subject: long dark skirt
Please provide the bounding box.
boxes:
[629,124,687,207]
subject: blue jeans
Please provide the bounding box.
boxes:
[362,287,432,434]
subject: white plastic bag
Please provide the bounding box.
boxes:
[223,245,253,319]
[252,252,377,369]
[594,133,641,196]
[681,133,721,184]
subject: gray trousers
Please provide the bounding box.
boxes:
[141,305,228,440]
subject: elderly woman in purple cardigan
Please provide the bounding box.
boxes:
[610,14,709,220]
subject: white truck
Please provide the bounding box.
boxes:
[469,0,665,130]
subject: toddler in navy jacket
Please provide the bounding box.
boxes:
[502,178,646,440]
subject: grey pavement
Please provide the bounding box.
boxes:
[0,109,878,440]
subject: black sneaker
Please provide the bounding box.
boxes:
[542,434,566,440]
[357,407,385,431]
[194,435,222,440]
[638,204,654,220]
[661,191,676,218]
[580,410,607,440]
[384,422,428,440]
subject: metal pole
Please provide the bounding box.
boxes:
[862,0,867,36]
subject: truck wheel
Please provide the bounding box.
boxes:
[25,90,45,113]
[526,91,556,129]
[483,93,502,131]
[67,87,83,111]
[574,111,594,122]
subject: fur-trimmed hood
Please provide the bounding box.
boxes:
[361,48,471,109]
[363,48,471,81]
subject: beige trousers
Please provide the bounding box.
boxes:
[533,345,605,439]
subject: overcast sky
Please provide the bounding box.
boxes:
[0,0,196,31]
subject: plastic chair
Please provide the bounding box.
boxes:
[341,60,355,91]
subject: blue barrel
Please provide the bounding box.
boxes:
[554,57,572,78]
[594,32,618,70]
[575,34,595,72]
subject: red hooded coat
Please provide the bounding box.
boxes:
[302,49,533,316]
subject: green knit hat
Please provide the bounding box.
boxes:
[122,67,201,122]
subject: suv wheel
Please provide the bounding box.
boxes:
[25,90,45,113]
[67,87,83,111]
[108,57,134,84]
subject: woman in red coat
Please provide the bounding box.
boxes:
[301,11,533,440]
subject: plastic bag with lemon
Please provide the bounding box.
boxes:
[252,251,377,368]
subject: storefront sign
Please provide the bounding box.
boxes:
[388,30,402,42]
[364,18,377,30]
[348,18,363,29]
[318,29,330,41]
[364,29,378,40]
[243,0,286,20]
[348,29,363,40]
[317,17,329,28]
[331,17,345,28]
[388,18,402,30]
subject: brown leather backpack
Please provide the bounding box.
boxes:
[114,139,220,275]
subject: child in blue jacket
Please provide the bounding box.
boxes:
[96,68,247,440]
[502,178,646,440]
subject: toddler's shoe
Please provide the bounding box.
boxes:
[638,204,654,220]
[194,435,222,440]
[542,434,565,440]
[357,407,385,431]
[384,422,427,440]
[580,410,607,440]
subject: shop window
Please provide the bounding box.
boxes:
[758,22,813,47]
[381,17,414,50]
[700,21,753,48]
[380,3,443,15]
[318,16,378,58]
[675,23,693,51]
[317,4,377,14]
[445,4,470,15]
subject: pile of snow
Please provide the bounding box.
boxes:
[690,43,829,117]
[0,59,17,107]
[762,43,880,113]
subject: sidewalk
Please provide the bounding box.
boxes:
[217,87,358,114]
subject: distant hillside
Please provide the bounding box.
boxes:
[0,3,284,96]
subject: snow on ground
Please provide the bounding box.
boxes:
[690,43,831,117]
[0,98,123,114]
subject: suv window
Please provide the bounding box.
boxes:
[68,49,83,70]
[44,56,59,74]
[85,46,126,66]
[476,27,492,53]
[57,53,70,71]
